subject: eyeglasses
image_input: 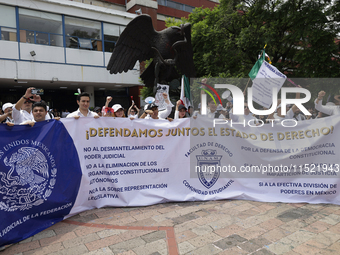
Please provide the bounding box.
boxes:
[244,106,248,109]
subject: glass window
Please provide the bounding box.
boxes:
[167,1,183,10]
[0,5,16,27]
[157,0,167,6]
[1,27,17,41]
[0,4,17,42]
[103,23,124,52]
[184,5,194,12]
[65,16,101,50]
[103,23,119,52]
[19,8,63,46]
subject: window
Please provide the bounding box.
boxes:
[65,16,101,50]
[19,9,63,46]
[157,0,195,12]
[167,1,183,10]
[0,5,17,42]
[157,0,166,5]
[103,23,124,52]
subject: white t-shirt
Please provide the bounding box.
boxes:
[66,109,98,118]
[314,99,340,116]
[128,114,138,119]
[12,107,52,124]
[145,104,172,120]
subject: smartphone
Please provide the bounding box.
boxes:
[31,88,44,95]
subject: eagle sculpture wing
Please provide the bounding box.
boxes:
[107,15,158,74]
[174,23,196,78]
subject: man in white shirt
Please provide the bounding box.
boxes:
[20,101,51,126]
[66,92,99,119]
[7,101,60,127]
[314,91,340,116]
[12,87,42,124]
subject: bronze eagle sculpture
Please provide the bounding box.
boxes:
[107,14,196,88]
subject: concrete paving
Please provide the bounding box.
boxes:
[1,199,340,255]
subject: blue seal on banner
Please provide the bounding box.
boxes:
[196,149,222,189]
[0,120,82,246]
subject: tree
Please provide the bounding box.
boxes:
[187,0,340,96]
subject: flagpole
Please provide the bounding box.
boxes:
[243,78,251,94]
[286,78,299,87]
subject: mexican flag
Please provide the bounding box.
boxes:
[248,49,266,80]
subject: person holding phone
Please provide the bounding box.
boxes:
[12,87,46,124]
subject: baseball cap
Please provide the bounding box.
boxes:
[216,104,226,111]
[2,103,13,112]
[112,104,124,112]
[147,103,158,110]
[178,104,187,111]
[94,106,101,113]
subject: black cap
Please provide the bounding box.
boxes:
[94,106,101,113]
[147,103,158,110]
[178,104,187,111]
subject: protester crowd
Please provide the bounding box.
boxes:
[0,86,337,126]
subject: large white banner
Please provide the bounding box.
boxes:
[60,116,340,217]
[1,116,340,246]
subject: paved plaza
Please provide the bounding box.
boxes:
[2,199,340,255]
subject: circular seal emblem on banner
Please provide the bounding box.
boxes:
[0,146,57,212]
[196,149,222,189]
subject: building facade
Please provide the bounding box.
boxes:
[0,0,219,112]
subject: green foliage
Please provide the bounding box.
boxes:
[140,86,154,100]
[165,17,188,27]
[187,0,340,97]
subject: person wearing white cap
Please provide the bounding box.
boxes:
[112,104,125,117]
[0,102,14,123]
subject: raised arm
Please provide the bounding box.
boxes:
[158,93,172,119]
[15,87,41,111]
[104,96,112,108]
[314,90,335,116]
[127,101,135,116]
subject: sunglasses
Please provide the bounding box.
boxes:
[244,106,248,109]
